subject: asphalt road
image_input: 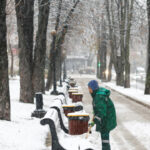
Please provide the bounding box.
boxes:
[75,77,150,150]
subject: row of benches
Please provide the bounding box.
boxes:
[40,79,96,150]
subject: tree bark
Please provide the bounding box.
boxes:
[106,0,119,83]
[8,37,14,77]
[145,0,150,94]
[10,46,14,77]
[15,0,34,103]
[97,52,100,78]
[117,0,126,86]
[33,0,50,94]
[0,0,11,121]
[99,18,107,81]
[116,56,124,86]
[108,53,113,81]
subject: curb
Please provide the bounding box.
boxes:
[105,85,150,109]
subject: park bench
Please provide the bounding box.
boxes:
[51,106,69,134]
[40,108,95,150]
[49,101,84,131]
[53,94,67,105]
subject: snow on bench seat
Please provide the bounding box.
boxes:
[41,109,95,150]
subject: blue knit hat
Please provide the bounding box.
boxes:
[88,80,99,91]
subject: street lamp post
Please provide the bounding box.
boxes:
[51,30,59,95]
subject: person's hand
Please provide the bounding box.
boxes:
[89,121,95,127]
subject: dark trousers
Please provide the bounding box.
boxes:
[101,132,110,150]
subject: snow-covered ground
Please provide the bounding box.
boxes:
[0,77,72,150]
[0,78,49,150]
[0,77,101,150]
[1,75,150,150]
[104,82,150,108]
[74,75,150,150]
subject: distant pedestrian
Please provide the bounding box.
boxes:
[88,80,117,150]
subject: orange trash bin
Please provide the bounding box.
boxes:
[67,113,89,135]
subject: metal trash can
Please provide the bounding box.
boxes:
[62,105,75,117]
[72,93,83,102]
[67,113,89,135]
[68,90,78,99]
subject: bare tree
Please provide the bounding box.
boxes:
[33,0,50,94]
[105,0,134,86]
[46,0,80,90]
[46,0,63,91]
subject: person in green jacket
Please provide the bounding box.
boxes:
[88,80,117,150]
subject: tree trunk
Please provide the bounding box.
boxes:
[8,37,14,77]
[15,0,34,103]
[0,0,11,121]
[45,63,53,91]
[106,0,118,83]
[124,0,134,88]
[118,0,126,86]
[97,53,100,78]
[10,48,14,77]
[145,0,150,94]
[99,18,107,81]
[108,53,113,81]
[116,56,124,86]
[106,0,128,86]
[33,0,50,94]
[45,33,57,91]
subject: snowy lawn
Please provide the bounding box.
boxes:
[0,78,54,150]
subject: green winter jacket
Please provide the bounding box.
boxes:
[92,87,117,133]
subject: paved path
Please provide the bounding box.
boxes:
[75,77,150,150]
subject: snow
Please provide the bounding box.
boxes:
[58,132,96,150]
[102,81,150,150]
[104,82,150,108]
[1,77,101,150]
[138,0,146,7]
[0,78,49,150]
[0,78,71,150]
[68,111,89,116]
[43,109,96,149]
[124,121,150,150]
[2,75,150,150]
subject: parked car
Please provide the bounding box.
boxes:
[79,67,95,75]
